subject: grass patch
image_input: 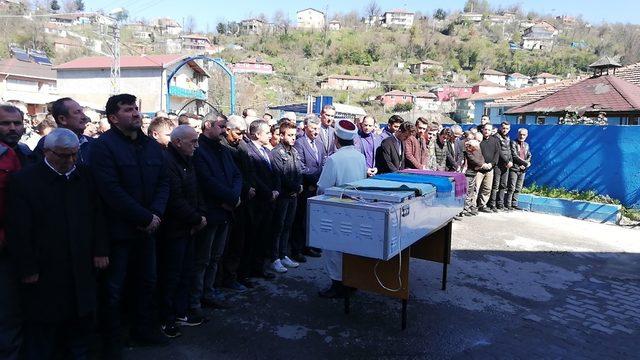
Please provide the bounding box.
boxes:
[523,183,640,222]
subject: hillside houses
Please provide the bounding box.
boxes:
[320,75,378,90]
[297,8,325,30]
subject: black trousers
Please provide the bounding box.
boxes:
[271,196,297,261]
[220,205,248,284]
[489,165,510,208]
[157,234,193,323]
[291,189,313,255]
[23,315,93,360]
[240,200,274,277]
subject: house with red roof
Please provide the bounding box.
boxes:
[0,58,58,115]
[378,90,413,108]
[54,54,210,114]
[320,75,378,90]
[505,75,640,125]
[472,79,506,95]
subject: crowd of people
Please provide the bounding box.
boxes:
[0,95,531,360]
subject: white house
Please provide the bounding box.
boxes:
[320,75,378,90]
[181,34,221,55]
[522,25,556,51]
[328,20,340,31]
[54,54,209,114]
[413,92,439,111]
[480,69,507,86]
[459,13,483,22]
[532,72,560,85]
[0,58,57,115]
[296,8,325,30]
[410,59,443,75]
[507,73,530,88]
[472,80,506,95]
[153,18,183,36]
[382,9,415,29]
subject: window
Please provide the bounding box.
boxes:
[536,116,546,125]
[629,117,639,125]
[498,107,504,115]
[518,116,526,125]
[483,107,490,116]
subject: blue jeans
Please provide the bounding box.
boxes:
[102,235,157,346]
[190,223,229,310]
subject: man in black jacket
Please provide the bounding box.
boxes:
[270,122,303,273]
[375,121,413,173]
[158,125,206,338]
[8,128,108,359]
[0,105,36,166]
[192,117,242,313]
[245,120,280,280]
[507,128,532,210]
[218,115,256,290]
[34,97,93,165]
[91,94,170,355]
[477,123,500,213]
[489,122,513,210]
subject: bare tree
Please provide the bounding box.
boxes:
[365,1,381,19]
[185,16,196,34]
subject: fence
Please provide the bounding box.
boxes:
[472,124,640,208]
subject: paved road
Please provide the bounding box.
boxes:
[127,211,640,359]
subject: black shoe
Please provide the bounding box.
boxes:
[250,270,276,280]
[291,254,307,263]
[302,248,321,258]
[238,278,255,288]
[490,207,499,213]
[161,323,182,338]
[202,298,232,309]
[318,280,346,299]
[504,206,513,211]
[176,314,204,327]
[496,206,505,212]
[479,207,492,213]
[470,209,479,215]
[512,205,523,210]
[453,214,462,221]
[130,328,170,346]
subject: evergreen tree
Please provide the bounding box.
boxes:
[74,0,85,11]
[50,0,60,11]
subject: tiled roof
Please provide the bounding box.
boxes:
[481,69,506,76]
[615,62,640,86]
[485,80,579,108]
[384,90,412,96]
[589,56,622,68]
[534,72,559,79]
[0,58,56,80]
[506,75,640,114]
[327,74,375,81]
[474,79,504,87]
[54,54,185,70]
[508,72,530,79]
[412,91,437,99]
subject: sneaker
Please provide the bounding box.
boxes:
[270,259,288,273]
[302,248,321,258]
[176,314,204,327]
[512,205,523,211]
[490,207,499,213]
[478,207,492,213]
[223,280,248,292]
[281,256,299,268]
[161,323,182,338]
[453,214,462,221]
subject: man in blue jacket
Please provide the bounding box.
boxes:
[191,116,242,314]
[91,94,170,356]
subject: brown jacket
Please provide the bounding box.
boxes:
[404,135,429,169]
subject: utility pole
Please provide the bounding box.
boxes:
[110,22,121,95]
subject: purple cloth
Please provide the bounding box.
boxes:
[399,169,467,197]
[354,131,382,168]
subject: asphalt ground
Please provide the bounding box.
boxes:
[127,210,640,359]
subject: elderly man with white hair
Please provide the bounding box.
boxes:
[157,125,207,337]
[7,128,108,359]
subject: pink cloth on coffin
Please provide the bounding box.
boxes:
[399,169,467,197]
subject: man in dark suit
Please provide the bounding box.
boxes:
[507,128,532,210]
[218,115,256,291]
[292,115,325,261]
[317,105,336,155]
[91,94,170,355]
[8,128,108,359]
[192,117,242,313]
[375,122,414,174]
[245,120,280,280]
[34,97,94,165]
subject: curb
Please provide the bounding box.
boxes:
[517,194,621,224]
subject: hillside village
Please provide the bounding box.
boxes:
[1,0,640,125]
